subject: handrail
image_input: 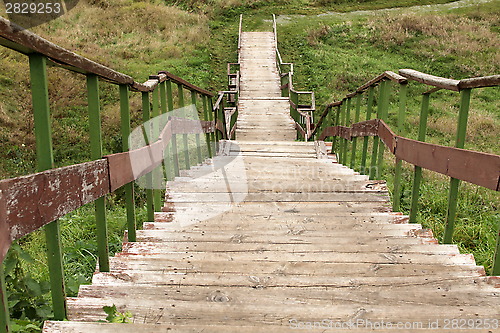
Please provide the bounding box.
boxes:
[0,17,213,97]
[238,14,243,63]
[318,119,500,191]
[399,69,500,92]
[0,16,222,329]
[312,70,500,139]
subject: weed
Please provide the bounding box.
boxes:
[101,304,133,323]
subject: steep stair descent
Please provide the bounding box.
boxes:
[44,31,499,332]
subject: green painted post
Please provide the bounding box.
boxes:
[361,86,374,175]
[141,92,155,222]
[166,81,180,177]
[343,97,352,166]
[119,84,136,241]
[159,81,173,181]
[177,84,190,170]
[191,91,203,164]
[332,105,341,158]
[0,262,10,333]
[368,86,380,180]
[338,102,346,164]
[202,95,213,158]
[290,91,299,140]
[151,87,162,212]
[443,89,472,244]
[409,92,431,223]
[209,97,219,153]
[393,83,408,212]
[493,232,500,275]
[86,74,110,272]
[376,80,390,179]
[165,80,174,111]
[350,94,362,170]
[159,81,167,114]
[29,54,67,321]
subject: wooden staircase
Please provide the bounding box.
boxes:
[43,31,499,333]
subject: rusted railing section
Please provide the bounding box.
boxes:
[0,16,225,332]
[273,14,315,141]
[316,68,500,275]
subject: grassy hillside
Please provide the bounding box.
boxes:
[0,0,498,331]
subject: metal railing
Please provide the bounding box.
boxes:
[0,16,237,332]
[315,68,500,274]
[272,14,315,141]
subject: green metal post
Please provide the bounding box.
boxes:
[151,87,162,212]
[159,81,173,182]
[338,102,346,164]
[191,91,203,164]
[350,94,362,170]
[119,84,136,241]
[332,105,341,158]
[166,81,180,177]
[393,83,408,212]
[141,92,155,222]
[86,74,109,272]
[409,92,431,223]
[376,80,390,179]
[343,97,352,166]
[177,84,190,170]
[29,53,67,320]
[159,81,167,114]
[0,261,10,333]
[443,89,472,244]
[202,95,213,158]
[361,86,374,175]
[210,98,219,154]
[493,232,500,275]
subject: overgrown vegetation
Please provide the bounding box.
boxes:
[0,0,498,330]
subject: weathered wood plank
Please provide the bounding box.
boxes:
[0,160,109,258]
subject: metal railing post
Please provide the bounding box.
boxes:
[202,95,213,158]
[141,91,155,222]
[350,94,362,169]
[393,83,408,212]
[119,84,137,241]
[332,105,341,158]
[376,80,389,179]
[177,84,190,170]
[443,88,472,244]
[409,92,431,223]
[29,53,67,320]
[191,91,203,164]
[343,97,351,166]
[166,80,180,177]
[493,233,500,275]
[86,74,109,272]
[151,87,162,212]
[338,102,346,163]
[159,81,173,182]
[360,86,374,175]
[0,262,10,333]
